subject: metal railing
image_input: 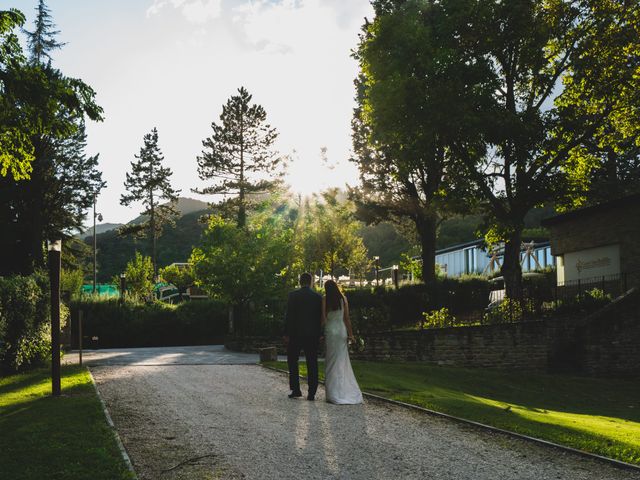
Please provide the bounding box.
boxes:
[420,272,635,328]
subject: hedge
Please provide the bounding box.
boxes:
[0,272,55,372]
[69,276,491,346]
[347,276,490,333]
[70,298,228,349]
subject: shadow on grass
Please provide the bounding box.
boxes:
[269,360,640,465]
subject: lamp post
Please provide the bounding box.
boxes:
[48,239,62,397]
[373,256,380,287]
[92,194,103,294]
[119,273,126,304]
[392,264,399,290]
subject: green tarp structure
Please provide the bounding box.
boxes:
[80,282,180,301]
[81,284,119,297]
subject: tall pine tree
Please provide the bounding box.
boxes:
[120,128,180,279]
[0,3,103,275]
[194,87,282,228]
[23,0,65,65]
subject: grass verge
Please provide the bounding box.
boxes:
[0,365,134,480]
[265,360,640,465]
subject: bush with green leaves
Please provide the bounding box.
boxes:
[483,297,537,324]
[70,298,227,348]
[159,263,194,298]
[0,272,68,372]
[420,307,455,329]
[190,213,297,335]
[346,276,490,332]
[121,252,155,300]
[349,304,392,334]
[554,287,613,315]
[61,268,84,300]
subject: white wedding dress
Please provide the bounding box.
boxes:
[324,301,363,404]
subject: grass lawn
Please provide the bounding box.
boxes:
[266,360,640,465]
[0,365,133,480]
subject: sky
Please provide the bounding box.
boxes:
[14,0,373,225]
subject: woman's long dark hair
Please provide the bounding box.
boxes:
[324,279,345,312]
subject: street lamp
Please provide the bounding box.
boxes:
[119,273,126,304]
[93,194,103,294]
[48,239,62,397]
[392,264,399,290]
[373,256,380,287]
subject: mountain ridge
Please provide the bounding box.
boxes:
[80,197,209,238]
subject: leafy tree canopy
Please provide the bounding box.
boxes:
[0,9,34,180]
[0,2,104,275]
[190,206,298,333]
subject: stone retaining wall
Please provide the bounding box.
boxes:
[226,289,639,377]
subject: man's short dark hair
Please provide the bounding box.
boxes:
[299,272,312,286]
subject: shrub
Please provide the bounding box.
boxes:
[70,298,228,348]
[345,275,490,332]
[61,268,84,300]
[121,252,155,300]
[483,297,536,324]
[159,263,194,297]
[420,307,455,329]
[0,272,60,372]
[553,287,613,315]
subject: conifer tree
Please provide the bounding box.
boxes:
[0,3,104,275]
[120,128,180,279]
[23,0,65,65]
[194,87,282,228]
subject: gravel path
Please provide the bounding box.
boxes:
[91,363,640,480]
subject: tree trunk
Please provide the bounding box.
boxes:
[416,214,438,286]
[150,199,157,281]
[27,140,48,274]
[238,110,246,228]
[501,227,523,300]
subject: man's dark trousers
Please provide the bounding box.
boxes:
[284,285,322,396]
[287,336,319,396]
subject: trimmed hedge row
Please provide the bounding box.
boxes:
[347,276,490,333]
[69,276,491,348]
[0,272,53,372]
[70,299,228,349]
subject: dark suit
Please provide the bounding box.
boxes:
[284,286,322,396]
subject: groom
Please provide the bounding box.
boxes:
[284,272,322,401]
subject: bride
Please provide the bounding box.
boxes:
[322,280,363,404]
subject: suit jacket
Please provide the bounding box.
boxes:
[284,286,322,338]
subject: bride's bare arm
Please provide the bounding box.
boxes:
[342,297,354,339]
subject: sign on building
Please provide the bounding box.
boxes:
[557,244,620,284]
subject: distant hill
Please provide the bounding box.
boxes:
[81,223,123,238]
[92,207,209,282]
[80,198,208,240]
[127,197,209,226]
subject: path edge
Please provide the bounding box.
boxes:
[261,364,640,474]
[88,369,139,480]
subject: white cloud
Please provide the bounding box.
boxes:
[147,0,222,24]
[233,0,337,53]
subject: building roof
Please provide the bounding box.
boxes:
[542,193,640,227]
[435,239,551,256]
[435,239,485,255]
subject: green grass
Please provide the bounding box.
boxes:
[0,365,134,480]
[266,360,640,465]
